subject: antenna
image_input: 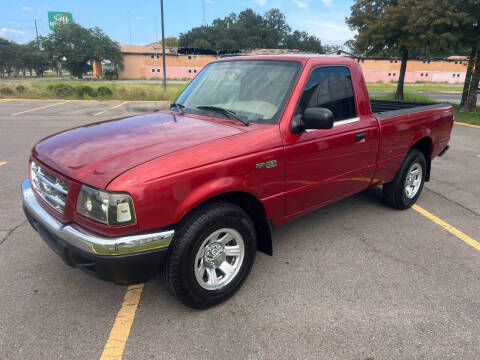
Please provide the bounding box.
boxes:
[202,0,206,26]
[128,10,132,44]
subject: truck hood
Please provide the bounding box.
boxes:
[33,112,245,189]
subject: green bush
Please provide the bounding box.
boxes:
[76,85,97,98]
[0,87,14,95]
[104,69,118,80]
[53,83,75,97]
[15,84,27,94]
[97,86,113,97]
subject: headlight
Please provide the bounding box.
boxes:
[76,185,136,226]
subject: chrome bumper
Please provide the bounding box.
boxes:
[22,179,174,256]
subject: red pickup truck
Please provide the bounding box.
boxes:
[22,55,453,308]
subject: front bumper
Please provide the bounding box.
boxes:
[22,179,175,284]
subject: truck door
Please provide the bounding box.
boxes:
[283,65,379,218]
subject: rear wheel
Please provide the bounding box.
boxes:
[383,149,426,210]
[165,201,256,309]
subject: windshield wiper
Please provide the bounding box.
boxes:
[170,102,185,114]
[196,105,250,126]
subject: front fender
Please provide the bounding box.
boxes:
[171,176,258,223]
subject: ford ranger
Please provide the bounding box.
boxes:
[22,55,453,309]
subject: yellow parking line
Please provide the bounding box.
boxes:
[94,101,128,116]
[412,205,480,251]
[455,121,480,129]
[11,101,70,116]
[0,162,7,167]
[100,284,144,360]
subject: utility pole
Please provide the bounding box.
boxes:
[160,0,167,90]
[34,19,39,40]
[128,10,132,45]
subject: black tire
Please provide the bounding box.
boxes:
[383,149,426,210]
[165,201,256,309]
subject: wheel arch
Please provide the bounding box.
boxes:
[411,136,432,181]
[175,186,273,256]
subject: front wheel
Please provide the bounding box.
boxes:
[383,149,426,210]
[165,201,256,309]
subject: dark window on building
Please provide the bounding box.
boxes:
[425,73,428,76]
[388,73,391,76]
[152,68,155,72]
[188,69,192,73]
[150,55,154,59]
[421,73,424,77]
[188,55,192,59]
[393,73,396,76]
[156,55,160,59]
[390,60,393,63]
[193,69,197,73]
[296,66,356,122]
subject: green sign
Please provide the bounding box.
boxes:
[48,11,73,30]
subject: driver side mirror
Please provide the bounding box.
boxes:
[290,107,334,133]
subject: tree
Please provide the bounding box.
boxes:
[456,0,480,112]
[164,37,179,47]
[347,0,424,100]
[44,22,123,79]
[179,8,323,53]
[192,39,212,50]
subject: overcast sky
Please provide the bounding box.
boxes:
[1,0,355,46]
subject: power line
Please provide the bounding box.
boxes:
[34,19,38,40]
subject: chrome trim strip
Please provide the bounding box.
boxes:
[22,179,174,256]
[333,117,360,127]
[32,167,68,195]
[305,117,360,132]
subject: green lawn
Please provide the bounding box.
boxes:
[367,83,464,92]
[370,91,480,126]
[0,80,186,101]
[369,92,435,103]
[451,105,480,126]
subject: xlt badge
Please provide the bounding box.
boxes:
[256,160,277,169]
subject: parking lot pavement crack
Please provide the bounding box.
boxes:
[358,236,430,274]
[424,186,480,216]
[0,220,27,247]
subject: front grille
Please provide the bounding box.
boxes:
[31,161,69,214]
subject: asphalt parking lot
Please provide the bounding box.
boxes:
[0,99,479,360]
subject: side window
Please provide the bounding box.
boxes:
[297,66,357,122]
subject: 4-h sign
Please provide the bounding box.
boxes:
[48,11,73,30]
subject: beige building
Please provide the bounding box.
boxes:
[118,43,217,80]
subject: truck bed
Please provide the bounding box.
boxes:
[371,99,449,119]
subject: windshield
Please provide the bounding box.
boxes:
[175,60,301,124]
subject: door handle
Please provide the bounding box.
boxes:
[355,132,368,142]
